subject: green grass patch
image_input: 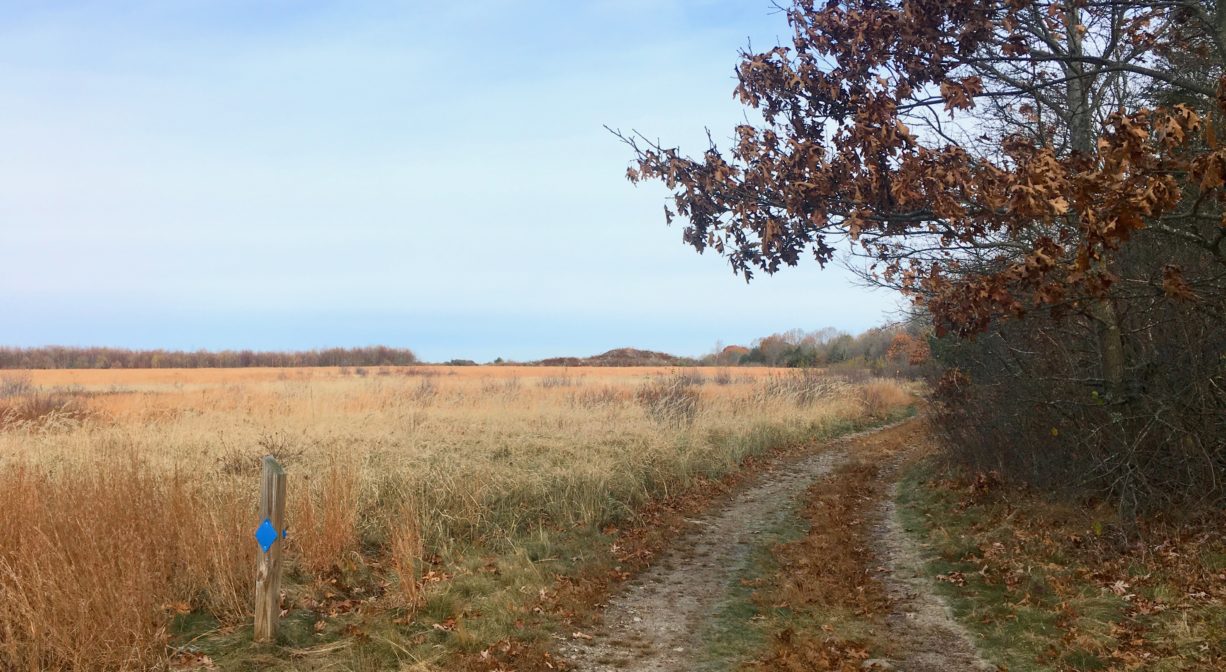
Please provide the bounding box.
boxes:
[896,459,1226,671]
[696,504,809,670]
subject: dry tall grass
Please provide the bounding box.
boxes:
[858,378,914,418]
[0,458,253,670]
[291,457,362,576]
[0,366,911,670]
[389,498,424,610]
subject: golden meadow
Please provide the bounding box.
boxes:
[0,366,911,670]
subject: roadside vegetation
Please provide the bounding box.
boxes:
[897,460,1226,671]
[0,366,911,671]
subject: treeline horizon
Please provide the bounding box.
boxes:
[700,324,928,371]
[0,345,419,370]
[1,325,925,371]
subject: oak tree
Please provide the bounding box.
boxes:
[617,0,1226,397]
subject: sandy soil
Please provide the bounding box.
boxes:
[561,445,845,671]
[871,483,997,671]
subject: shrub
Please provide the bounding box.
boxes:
[856,379,910,418]
[636,375,701,425]
[400,367,440,378]
[759,370,847,406]
[0,392,88,429]
[0,374,33,398]
[480,377,522,396]
[538,373,582,388]
[411,378,439,403]
[932,308,1226,515]
[571,386,624,409]
[671,369,707,386]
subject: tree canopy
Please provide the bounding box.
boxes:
[618,0,1224,341]
[621,0,1226,509]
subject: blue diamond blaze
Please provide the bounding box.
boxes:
[255,518,277,553]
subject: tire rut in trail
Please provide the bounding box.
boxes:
[560,420,913,672]
[868,473,998,671]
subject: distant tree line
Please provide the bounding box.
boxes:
[0,346,418,369]
[703,325,930,375]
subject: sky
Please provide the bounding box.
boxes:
[0,0,899,362]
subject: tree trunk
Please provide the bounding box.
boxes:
[1092,299,1126,397]
[1218,0,1226,61]
[1065,2,1092,155]
[1066,1,1126,398]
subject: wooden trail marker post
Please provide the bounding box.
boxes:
[254,455,287,642]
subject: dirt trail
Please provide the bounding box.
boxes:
[871,482,997,671]
[561,421,904,672]
[562,419,996,672]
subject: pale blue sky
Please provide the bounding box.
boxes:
[0,1,897,362]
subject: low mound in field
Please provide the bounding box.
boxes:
[536,348,692,367]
